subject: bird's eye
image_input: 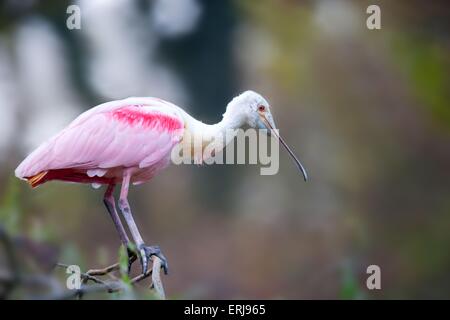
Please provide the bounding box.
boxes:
[258,105,266,112]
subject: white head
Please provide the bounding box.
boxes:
[224,90,308,181]
[224,90,275,129]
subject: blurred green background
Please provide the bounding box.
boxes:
[0,0,449,299]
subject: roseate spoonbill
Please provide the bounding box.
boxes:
[15,90,307,274]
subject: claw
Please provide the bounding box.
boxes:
[138,245,169,275]
[140,247,149,274]
[152,249,169,275]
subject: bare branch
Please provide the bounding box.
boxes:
[55,255,166,299]
[151,256,165,299]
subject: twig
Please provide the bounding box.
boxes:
[151,256,165,299]
[56,263,114,291]
[84,263,120,276]
[55,255,166,299]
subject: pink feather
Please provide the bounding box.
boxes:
[15,98,185,187]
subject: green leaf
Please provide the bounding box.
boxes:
[118,245,131,284]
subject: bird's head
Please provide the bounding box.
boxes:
[225,90,308,181]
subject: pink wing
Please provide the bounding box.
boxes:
[15,98,185,185]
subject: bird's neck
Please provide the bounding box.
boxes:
[180,108,245,162]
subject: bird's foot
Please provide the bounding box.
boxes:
[138,244,168,275]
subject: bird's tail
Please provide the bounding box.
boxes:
[15,139,53,187]
[26,171,48,188]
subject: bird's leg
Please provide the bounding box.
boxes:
[104,184,130,246]
[103,184,136,269]
[118,170,168,275]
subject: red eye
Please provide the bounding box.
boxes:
[258,105,265,112]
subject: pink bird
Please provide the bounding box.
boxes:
[15,91,307,274]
